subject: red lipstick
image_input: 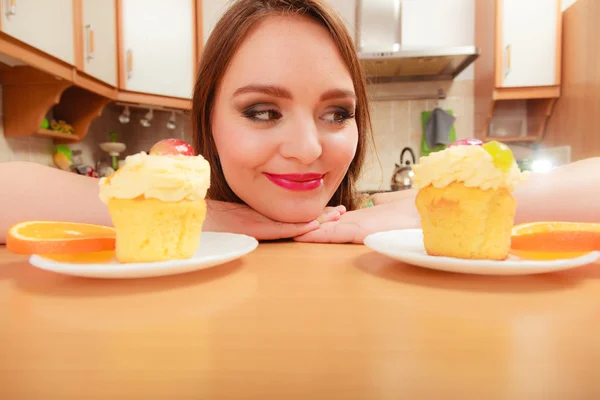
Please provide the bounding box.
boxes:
[264,173,324,191]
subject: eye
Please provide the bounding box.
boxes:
[321,107,355,126]
[242,106,282,124]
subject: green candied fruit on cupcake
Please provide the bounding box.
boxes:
[482,141,515,173]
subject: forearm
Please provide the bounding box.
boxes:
[369,158,600,224]
[370,189,417,206]
[0,162,112,243]
[514,157,600,223]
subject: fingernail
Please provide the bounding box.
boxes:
[307,220,320,228]
[327,210,340,218]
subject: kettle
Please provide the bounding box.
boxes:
[390,147,416,191]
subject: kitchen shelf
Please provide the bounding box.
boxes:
[481,98,557,144]
[0,66,111,142]
[34,129,78,141]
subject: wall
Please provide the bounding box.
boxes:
[544,0,600,161]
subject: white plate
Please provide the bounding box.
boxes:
[364,229,600,275]
[29,232,259,279]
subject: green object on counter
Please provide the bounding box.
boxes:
[420,110,457,157]
[41,118,49,129]
[55,144,72,160]
[109,131,119,170]
[517,159,533,172]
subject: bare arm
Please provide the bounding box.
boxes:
[0,162,112,243]
[513,157,600,223]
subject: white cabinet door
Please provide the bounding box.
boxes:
[202,0,230,45]
[500,0,558,88]
[1,0,74,64]
[121,0,194,98]
[82,0,117,86]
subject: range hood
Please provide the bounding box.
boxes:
[356,0,480,82]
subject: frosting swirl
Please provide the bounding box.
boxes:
[99,152,211,203]
[412,145,527,191]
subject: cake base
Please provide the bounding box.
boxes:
[108,198,206,263]
[415,182,516,260]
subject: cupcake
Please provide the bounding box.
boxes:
[412,140,527,260]
[99,139,210,263]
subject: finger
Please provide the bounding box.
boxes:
[294,221,365,244]
[316,209,341,224]
[334,205,346,214]
[257,219,320,240]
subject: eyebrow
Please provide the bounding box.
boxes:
[233,85,292,99]
[232,84,356,102]
[320,88,356,102]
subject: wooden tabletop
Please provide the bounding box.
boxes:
[1,242,599,399]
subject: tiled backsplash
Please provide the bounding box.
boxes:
[72,105,193,168]
[356,80,473,191]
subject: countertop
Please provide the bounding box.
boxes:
[1,242,600,399]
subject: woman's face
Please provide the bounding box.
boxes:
[211,15,358,223]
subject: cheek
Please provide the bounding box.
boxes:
[322,128,359,169]
[212,115,275,173]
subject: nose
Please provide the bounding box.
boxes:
[279,118,322,164]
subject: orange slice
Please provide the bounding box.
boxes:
[511,222,600,260]
[6,221,116,255]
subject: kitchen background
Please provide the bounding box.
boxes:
[0,0,593,193]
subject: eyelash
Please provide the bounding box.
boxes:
[241,107,356,126]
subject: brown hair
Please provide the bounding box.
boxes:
[192,0,372,211]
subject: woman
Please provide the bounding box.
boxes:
[0,0,598,244]
[193,0,369,224]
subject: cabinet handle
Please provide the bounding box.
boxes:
[85,24,95,60]
[126,49,133,79]
[504,44,511,78]
[6,0,16,16]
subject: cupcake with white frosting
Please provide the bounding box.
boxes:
[99,148,210,263]
[412,140,527,260]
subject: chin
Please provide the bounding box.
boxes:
[254,202,324,224]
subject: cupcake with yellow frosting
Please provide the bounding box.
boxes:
[99,139,210,263]
[412,140,527,260]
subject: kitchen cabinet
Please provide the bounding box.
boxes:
[474,0,562,143]
[120,0,194,99]
[1,0,74,65]
[80,0,117,86]
[500,0,559,88]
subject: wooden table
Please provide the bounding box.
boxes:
[1,242,599,399]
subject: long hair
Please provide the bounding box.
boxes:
[192,0,372,211]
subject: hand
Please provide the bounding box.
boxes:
[204,200,346,241]
[294,198,420,244]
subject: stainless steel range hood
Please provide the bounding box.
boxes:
[356,0,480,82]
[359,46,480,83]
